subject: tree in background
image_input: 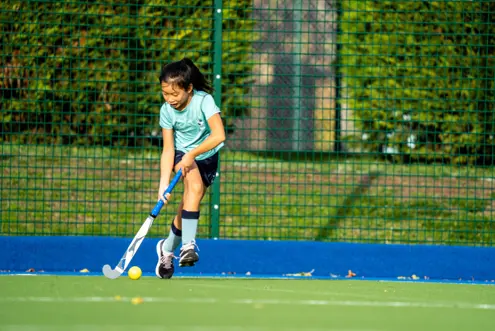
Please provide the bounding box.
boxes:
[341,0,494,165]
[0,0,254,147]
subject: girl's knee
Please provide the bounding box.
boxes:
[184,177,204,196]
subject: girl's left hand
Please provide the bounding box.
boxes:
[178,153,195,176]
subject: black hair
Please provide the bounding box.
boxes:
[158,58,213,94]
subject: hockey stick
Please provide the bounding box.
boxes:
[102,169,182,279]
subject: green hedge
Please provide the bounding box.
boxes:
[0,0,253,146]
[341,0,495,165]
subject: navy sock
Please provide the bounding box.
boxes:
[162,220,182,253]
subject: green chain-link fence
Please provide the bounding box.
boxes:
[1,0,494,246]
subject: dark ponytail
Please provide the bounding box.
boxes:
[159,58,213,94]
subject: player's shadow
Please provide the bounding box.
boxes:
[315,171,382,241]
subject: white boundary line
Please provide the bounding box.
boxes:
[1,296,494,310]
[188,281,383,300]
[0,326,374,331]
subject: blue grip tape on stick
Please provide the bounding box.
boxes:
[151,168,182,217]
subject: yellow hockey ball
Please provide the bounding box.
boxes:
[131,297,144,305]
[128,266,142,280]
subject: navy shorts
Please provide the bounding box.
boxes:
[174,150,219,187]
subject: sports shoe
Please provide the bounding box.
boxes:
[155,239,175,279]
[179,241,199,267]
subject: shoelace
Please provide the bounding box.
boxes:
[180,241,200,253]
[160,252,176,269]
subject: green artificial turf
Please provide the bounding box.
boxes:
[1,275,494,330]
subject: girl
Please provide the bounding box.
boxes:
[155,58,225,279]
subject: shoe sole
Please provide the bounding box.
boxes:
[155,239,165,278]
[179,251,199,267]
[179,261,195,267]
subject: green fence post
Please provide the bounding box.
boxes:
[334,0,342,153]
[210,0,223,238]
[292,0,303,152]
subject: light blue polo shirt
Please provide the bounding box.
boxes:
[159,90,224,160]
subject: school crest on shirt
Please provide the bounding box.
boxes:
[197,119,204,128]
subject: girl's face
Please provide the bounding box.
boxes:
[161,82,193,111]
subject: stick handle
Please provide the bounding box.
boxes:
[150,168,182,217]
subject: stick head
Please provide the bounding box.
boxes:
[102,264,123,279]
